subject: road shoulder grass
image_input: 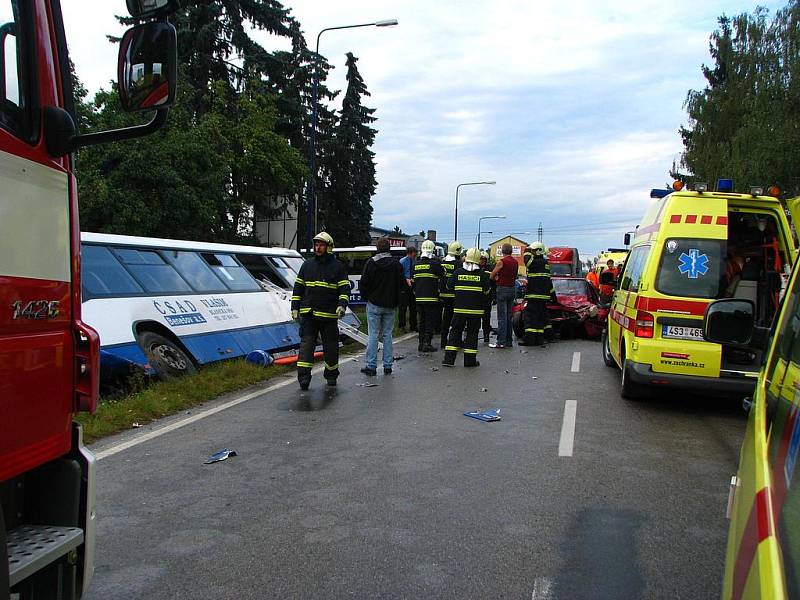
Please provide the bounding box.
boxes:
[77,360,290,444]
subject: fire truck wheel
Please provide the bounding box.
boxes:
[138,331,196,379]
[0,507,8,600]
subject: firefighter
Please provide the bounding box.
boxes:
[442,247,491,368]
[291,232,350,390]
[414,240,445,352]
[479,251,495,343]
[522,242,554,346]
[440,240,463,348]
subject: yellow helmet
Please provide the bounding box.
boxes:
[313,231,334,253]
[421,240,436,254]
[529,241,545,255]
[465,247,482,265]
[448,241,463,256]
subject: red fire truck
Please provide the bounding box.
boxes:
[1,1,177,598]
[547,246,580,277]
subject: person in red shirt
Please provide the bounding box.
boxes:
[599,259,618,302]
[489,243,519,348]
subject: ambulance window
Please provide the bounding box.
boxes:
[763,265,800,596]
[620,246,649,292]
[0,1,35,141]
[655,239,724,299]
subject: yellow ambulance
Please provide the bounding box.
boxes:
[703,199,800,598]
[602,180,796,399]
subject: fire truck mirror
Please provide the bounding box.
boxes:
[117,21,177,113]
[126,0,179,19]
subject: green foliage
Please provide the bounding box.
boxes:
[677,2,800,195]
[321,52,378,246]
[75,1,379,246]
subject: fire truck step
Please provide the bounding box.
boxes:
[7,525,83,587]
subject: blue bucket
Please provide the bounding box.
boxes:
[246,350,273,367]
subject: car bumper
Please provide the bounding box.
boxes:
[627,360,756,397]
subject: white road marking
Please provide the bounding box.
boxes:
[558,400,577,457]
[570,351,581,373]
[531,577,553,599]
[95,332,418,460]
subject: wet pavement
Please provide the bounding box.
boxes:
[86,334,745,599]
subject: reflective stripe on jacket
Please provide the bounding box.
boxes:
[291,254,349,319]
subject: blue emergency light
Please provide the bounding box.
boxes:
[716,178,734,192]
[650,188,672,199]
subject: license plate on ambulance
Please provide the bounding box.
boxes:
[661,325,704,341]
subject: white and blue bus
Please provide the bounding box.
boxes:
[327,246,407,305]
[81,233,359,378]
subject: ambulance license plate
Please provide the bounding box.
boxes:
[662,325,704,340]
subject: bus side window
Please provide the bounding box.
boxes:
[113,248,192,293]
[201,253,260,291]
[236,254,288,289]
[81,244,144,298]
[164,250,227,292]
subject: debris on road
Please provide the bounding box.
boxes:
[464,409,502,422]
[204,449,237,464]
[531,376,538,380]
[356,382,379,387]
[479,387,488,392]
[431,367,439,372]
[131,422,141,428]
[520,350,528,354]
[394,354,406,361]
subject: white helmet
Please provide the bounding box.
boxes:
[464,247,482,265]
[313,231,334,253]
[530,241,545,256]
[421,240,436,254]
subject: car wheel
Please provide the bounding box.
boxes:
[620,350,646,400]
[601,328,616,368]
[512,311,524,339]
[138,331,196,379]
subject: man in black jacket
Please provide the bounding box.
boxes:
[359,237,405,376]
[291,232,350,390]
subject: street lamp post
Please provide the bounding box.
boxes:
[306,19,398,250]
[454,181,495,241]
[476,215,506,248]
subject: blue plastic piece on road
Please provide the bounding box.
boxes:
[204,449,237,464]
[246,350,273,367]
[464,409,502,422]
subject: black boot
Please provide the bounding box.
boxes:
[298,376,310,391]
[442,349,456,366]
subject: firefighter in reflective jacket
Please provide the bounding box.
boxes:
[442,247,490,367]
[440,240,463,349]
[414,240,445,352]
[522,242,554,346]
[291,232,350,390]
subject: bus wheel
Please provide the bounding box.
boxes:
[601,329,616,368]
[138,331,196,379]
[620,351,646,400]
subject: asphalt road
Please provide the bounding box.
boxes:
[86,333,746,600]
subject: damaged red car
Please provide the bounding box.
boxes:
[512,277,609,339]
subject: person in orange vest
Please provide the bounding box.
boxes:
[586,268,599,290]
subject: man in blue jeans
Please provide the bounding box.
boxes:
[359,237,406,375]
[489,242,519,348]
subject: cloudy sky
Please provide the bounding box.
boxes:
[62,0,783,257]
